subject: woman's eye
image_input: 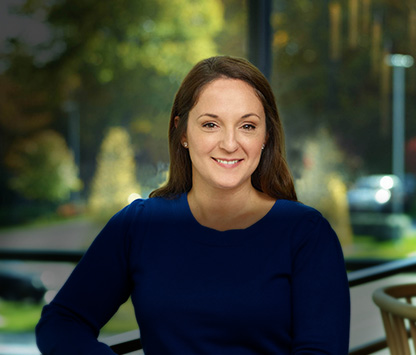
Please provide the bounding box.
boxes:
[242,124,256,130]
[202,122,217,129]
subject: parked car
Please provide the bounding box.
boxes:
[347,174,406,213]
[0,269,46,303]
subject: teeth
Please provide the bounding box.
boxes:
[216,159,239,165]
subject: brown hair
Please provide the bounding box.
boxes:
[149,55,297,201]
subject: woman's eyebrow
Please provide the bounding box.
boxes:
[241,113,261,119]
[197,113,261,119]
[197,113,218,119]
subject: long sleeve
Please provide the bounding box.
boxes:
[36,201,143,354]
[36,194,350,354]
[291,211,350,354]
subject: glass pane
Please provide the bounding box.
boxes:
[0,0,247,352]
[0,260,73,354]
[271,0,416,351]
[271,0,416,261]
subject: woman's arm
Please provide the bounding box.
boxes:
[291,212,351,354]
[36,202,142,354]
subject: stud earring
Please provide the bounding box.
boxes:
[183,142,188,148]
[261,144,265,150]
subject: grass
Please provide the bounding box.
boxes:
[344,230,416,260]
[0,300,43,331]
[101,298,138,334]
[0,298,137,335]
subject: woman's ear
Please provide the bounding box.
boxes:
[175,116,188,147]
[174,116,180,128]
[181,133,188,147]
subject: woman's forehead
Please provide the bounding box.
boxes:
[192,78,264,113]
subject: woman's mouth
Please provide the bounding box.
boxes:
[213,158,241,165]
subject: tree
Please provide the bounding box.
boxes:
[88,126,141,219]
[5,130,81,202]
[295,129,353,247]
[1,0,225,202]
[272,0,416,176]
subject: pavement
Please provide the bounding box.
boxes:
[0,218,102,251]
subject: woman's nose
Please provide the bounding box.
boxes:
[219,129,239,152]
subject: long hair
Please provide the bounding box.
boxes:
[150,55,297,201]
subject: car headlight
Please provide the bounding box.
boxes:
[375,189,391,204]
[380,175,395,189]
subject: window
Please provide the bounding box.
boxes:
[0,0,247,351]
[271,0,416,262]
[1,0,416,353]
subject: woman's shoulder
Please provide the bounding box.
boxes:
[269,199,337,239]
[122,193,183,212]
[98,194,186,247]
[272,199,323,223]
[272,199,340,248]
[121,193,185,221]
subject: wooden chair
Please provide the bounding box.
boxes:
[372,283,416,355]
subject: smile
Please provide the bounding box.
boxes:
[213,158,241,165]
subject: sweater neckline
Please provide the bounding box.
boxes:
[177,193,283,246]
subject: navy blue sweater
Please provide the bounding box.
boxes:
[36,193,350,354]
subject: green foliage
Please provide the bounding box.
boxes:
[5,130,81,202]
[39,0,223,79]
[0,300,43,332]
[272,1,416,174]
[88,127,141,219]
[216,0,247,57]
[1,0,228,200]
[100,298,137,334]
[42,0,224,128]
[0,297,136,334]
[345,230,416,260]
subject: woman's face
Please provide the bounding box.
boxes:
[183,78,267,194]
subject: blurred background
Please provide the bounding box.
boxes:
[0,0,415,353]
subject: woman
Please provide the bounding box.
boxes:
[36,56,350,354]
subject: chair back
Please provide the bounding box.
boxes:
[372,283,416,355]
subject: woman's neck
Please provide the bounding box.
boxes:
[187,185,275,231]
